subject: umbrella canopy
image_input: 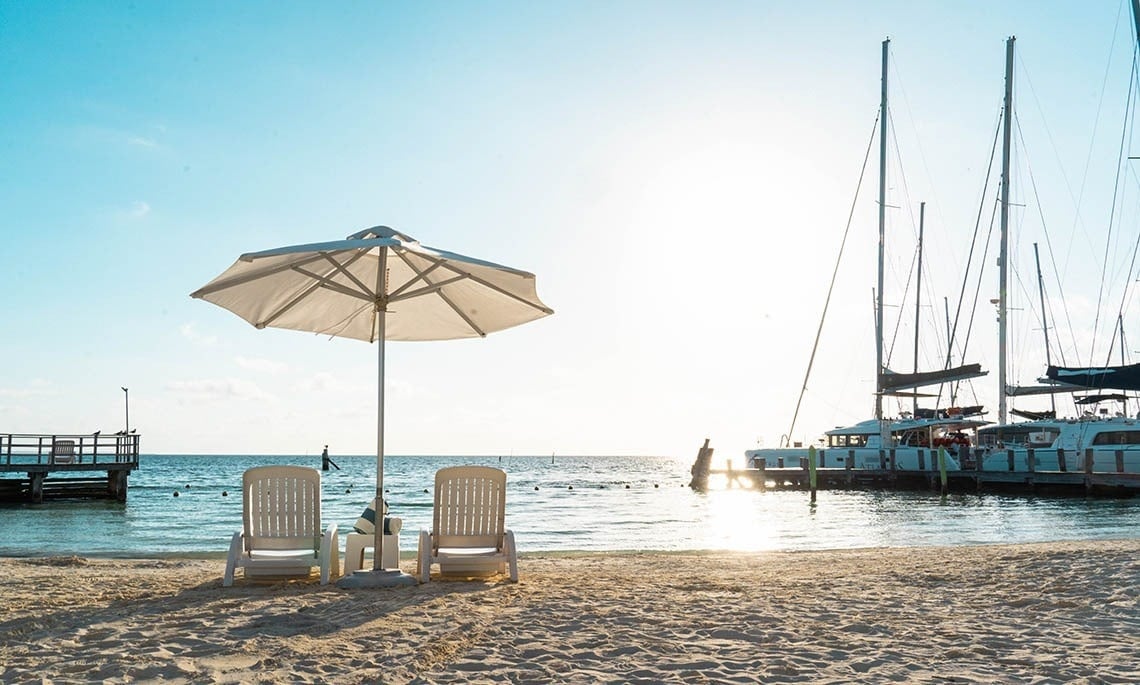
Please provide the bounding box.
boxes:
[191,225,552,576]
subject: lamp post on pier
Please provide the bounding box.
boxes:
[121,387,129,434]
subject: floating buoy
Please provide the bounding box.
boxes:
[568,485,573,490]
[222,491,228,497]
[654,484,659,488]
[345,488,351,494]
[424,488,429,494]
[173,491,179,497]
[625,484,630,489]
[185,484,191,489]
[534,486,539,491]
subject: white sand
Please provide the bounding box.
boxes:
[1,540,1137,683]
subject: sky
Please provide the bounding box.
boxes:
[3,1,1140,457]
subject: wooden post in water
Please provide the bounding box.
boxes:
[688,438,713,491]
[938,446,948,496]
[808,445,818,502]
[1084,448,1094,493]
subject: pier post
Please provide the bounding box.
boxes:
[1057,448,1067,472]
[756,460,766,490]
[688,438,713,491]
[30,472,45,504]
[1116,450,1125,473]
[808,446,817,502]
[1084,448,1094,493]
[938,447,948,496]
[108,471,129,501]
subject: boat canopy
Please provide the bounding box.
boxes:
[1010,408,1056,420]
[1074,393,1130,404]
[1006,382,1074,397]
[878,363,987,393]
[1046,364,1140,392]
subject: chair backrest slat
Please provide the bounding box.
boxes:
[242,466,322,552]
[433,466,506,548]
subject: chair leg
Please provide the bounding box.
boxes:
[505,529,518,582]
[417,530,431,583]
[224,531,244,587]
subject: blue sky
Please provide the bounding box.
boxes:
[3,1,1138,456]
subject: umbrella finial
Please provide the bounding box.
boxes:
[348,226,417,244]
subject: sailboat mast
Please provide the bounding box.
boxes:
[876,37,889,421]
[1033,242,1055,415]
[1132,0,1140,48]
[998,36,1015,425]
[914,201,925,416]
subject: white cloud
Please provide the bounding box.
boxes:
[0,379,55,399]
[128,136,158,148]
[180,322,217,346]
[129,200,151,217]
[235,356,289,374]
[167,378,276,403]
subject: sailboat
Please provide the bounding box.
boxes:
[969,29,1140,475]
[746,39,989,473]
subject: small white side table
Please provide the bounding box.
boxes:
[345,528,401,573]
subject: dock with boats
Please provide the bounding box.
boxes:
[0,432,141,503]
[689,443,1140,497]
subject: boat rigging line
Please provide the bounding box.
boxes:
[782,114,880,447]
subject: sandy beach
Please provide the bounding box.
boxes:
[1,540,1137,684]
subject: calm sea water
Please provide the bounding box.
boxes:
[1,454,1138,558]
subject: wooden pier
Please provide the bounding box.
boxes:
[690,444,1140,497]
[0,433,140,503]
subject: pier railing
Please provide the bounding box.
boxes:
[1,432,140,467]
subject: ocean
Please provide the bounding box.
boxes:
[1,454,1138,558]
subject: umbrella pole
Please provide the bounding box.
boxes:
[374,305,385,571]
[338,249,414,588]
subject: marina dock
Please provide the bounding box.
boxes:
[690,443,1140,496]
[0,432,140,503]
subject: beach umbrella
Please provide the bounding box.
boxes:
[191,225,552,586]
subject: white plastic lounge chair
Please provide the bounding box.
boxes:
[417,466,518,583]
[224,465,339,587]
[51,439,76,465]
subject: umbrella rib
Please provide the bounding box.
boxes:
[435,287,486,337]
[393,249,552,315]
[191,251,354,297]
[439,262,554,315]
[292,265,374,302]
[388,261,444,300]
[387,250,486,337]
[388,274,466,303]
[317,251,378,298]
